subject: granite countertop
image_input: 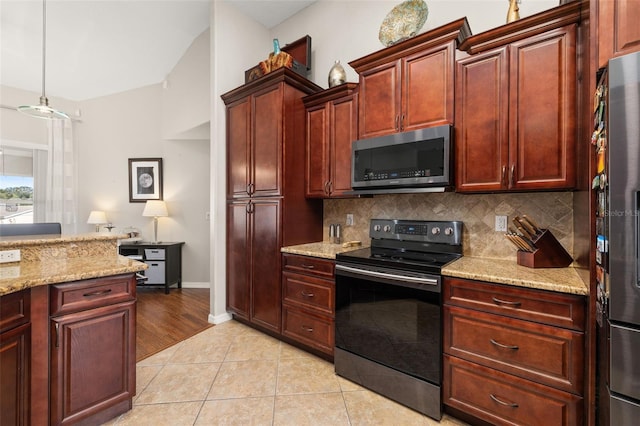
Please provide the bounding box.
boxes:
[281,242,588,296]
[0,254,146,296]
[0,233,146,297]
[281,241,368,260]
[442,256,589,296]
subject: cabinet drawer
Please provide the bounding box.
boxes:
[0,289,30,333]
[282,305,334,355]
[283,272,334,315]
[144,248,165,260]
[50,274,136,316]
[444,277,585,331]
[283,254,334,279]
[443,355,583,426]
[444,305,584,394]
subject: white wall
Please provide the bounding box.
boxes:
[76,83,210,286]
[162,28,211,140]
[209,0,562,321]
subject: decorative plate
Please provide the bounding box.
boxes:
[379,0,429,47]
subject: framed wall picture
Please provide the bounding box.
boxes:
[128,158,163,202]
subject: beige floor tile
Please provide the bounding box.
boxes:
[276,356,342,395]
[343,390,431,426]
[336,375,365,392]
[134,365,162,402]
[279,341,313,359]
[207,359,278,399]
[273,392,349,426]
[169,331,232,364]
[137,341,184,366]
[195,396,275,425]
[109,401,202,425]
[224,332,282,361]
[135,362,220,404]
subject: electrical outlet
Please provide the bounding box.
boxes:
[346,214,354,226]
[0,249,21,264]
[495,215,508,232]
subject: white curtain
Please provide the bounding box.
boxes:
[46,119,77,234]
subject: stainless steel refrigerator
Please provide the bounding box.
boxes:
[596,50,640,425]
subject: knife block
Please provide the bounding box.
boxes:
[516,229,573,268]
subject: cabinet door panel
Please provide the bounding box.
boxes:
[598,0,640,67]
[251,200,282,332]
[510,26,576,190]
[50,302,135,425]
[330,95,358,196]
[404,46,453,131]
[358,61,400,138]
[227,98,250,198]
[0,323,30,426]
[253,85,283,197]
[455,48,509,192]
[226,201,250,319]
[305,106,329,198]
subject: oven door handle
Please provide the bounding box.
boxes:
[335,264,439,286]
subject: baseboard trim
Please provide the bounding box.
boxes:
[209,312,232,324]
[181,282,210,289]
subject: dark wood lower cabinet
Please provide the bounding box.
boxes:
[0,323,31,426]
[50,301,136,425]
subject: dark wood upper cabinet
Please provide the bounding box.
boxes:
[350,18,471,139]
[303,83,358,198]
[455,1,580,192]
[596,0,640,69]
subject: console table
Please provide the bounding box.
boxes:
[119,242,184,294]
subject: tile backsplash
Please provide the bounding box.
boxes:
[323,192,574,260]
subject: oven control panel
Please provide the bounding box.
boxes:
[370,219,462,245]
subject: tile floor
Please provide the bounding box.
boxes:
[104,320,469,425]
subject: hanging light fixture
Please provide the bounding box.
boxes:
[17,0,69,120]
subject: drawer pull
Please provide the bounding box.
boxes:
[300,264,315,269]
[491,296,522,308]
[301,325,314,333]
[490,339,519,350]
[83,289,112,298]
[301,290,315,298]
[490,393,519,408]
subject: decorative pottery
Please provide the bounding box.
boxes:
[328,60,347,87]
[378,0,429,47]
[506,0,520,23]
[273,38,281,54]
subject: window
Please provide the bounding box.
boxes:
[0,145,47,224]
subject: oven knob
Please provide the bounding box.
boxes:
[383,225,392,232]
[431,227,441,235]
[373,224,381,232]
[444,227,453,236]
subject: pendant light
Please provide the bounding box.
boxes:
[17,0,69,120]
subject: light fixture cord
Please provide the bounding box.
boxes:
[41,0,47,100]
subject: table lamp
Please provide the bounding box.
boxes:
[142,200,168,243]
[87,210,107,232]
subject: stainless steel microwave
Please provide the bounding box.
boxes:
[351,125,453,193]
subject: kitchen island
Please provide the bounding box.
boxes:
[0,233,146,425]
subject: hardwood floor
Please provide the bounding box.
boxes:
[136,287,212,361]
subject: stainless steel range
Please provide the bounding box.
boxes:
[334,219,463,421]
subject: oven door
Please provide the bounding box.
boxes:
[335,262,441,385]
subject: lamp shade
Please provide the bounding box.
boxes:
[142,200,168,217]
[87,210,107,224]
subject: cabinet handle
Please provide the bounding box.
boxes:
[83,289,112,298]
[301,325,314,333]
[509,165,515,188]
[300,264,315,269]
[246,183,255,195]
[491,296,522,308]
[501,165,507,186]
[324,181,330,195]
[328,181,333,195]
[55,322,60,348]
[490,338,519,350]
[400,114,405,131]
[246,183,251,195]
[395,115,399,131]
[301,290,315,298]
[246,201,254,214]
[490,394,519,408]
